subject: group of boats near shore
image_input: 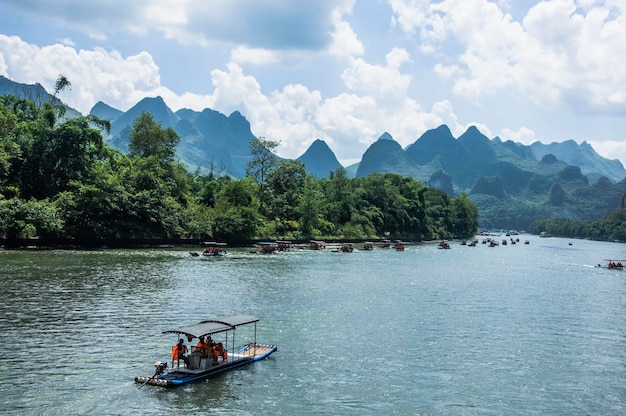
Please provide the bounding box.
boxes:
[189,234,535,257]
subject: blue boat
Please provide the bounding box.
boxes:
[135,315,277,388]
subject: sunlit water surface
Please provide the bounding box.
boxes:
[0,235,625,415]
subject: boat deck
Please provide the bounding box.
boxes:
[162,344,276,375]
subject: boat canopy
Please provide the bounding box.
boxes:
[162,315,259,338]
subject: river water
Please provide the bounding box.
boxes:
[0,235,625,415]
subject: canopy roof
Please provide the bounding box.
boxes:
[162,314,259,338]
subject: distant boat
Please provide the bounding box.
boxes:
[190,242,228,257]
[256,242,278,254]
[393,240,405,251]
[599,260,625,270]
[309,240,326,250]
[437,240,450,249]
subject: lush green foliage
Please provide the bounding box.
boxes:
[0,94,478,242]
[530,207,626,242]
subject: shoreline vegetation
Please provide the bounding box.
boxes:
[0,91,480,245]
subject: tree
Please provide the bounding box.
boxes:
[267,159,306,221]
[0,197,63,239]
[128,112,180,162]
[246,137,279,212]
[298,174,322,236]
[52,75,71,99]
[452,192,479,237]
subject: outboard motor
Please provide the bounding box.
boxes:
[154,361,168,375]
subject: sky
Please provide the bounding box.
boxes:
[0,0,625,168]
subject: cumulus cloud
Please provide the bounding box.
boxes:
[0,28,492,164]
[342,48,411,102]
[501,126,537,145]
[0,34,175,113]
[389,0,626,111]
[202,51,466,163]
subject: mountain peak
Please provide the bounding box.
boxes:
[89,101,123,121]
[377,132,394,141]
[298,139,342,178]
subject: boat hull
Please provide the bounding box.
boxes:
[135,343,277,388]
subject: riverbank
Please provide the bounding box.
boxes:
[0,236,433,250]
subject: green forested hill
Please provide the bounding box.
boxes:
[530,190,626,242]
[3,75,625,232]
[0,94,478,244]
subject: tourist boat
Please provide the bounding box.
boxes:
[340,243,354,252]
[393,240,405,251]
[276,241,293,252]
[309,240,326,250]
[328,243,353,252]
[599,260,625,270]
[256,241,278,254]
[135,314,277,388]
[190,242,228,257]
[437,240,450,249]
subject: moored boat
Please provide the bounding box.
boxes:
[309,240,326,250]
[362,242,374,250]
[256,241,278,254]
[135,315,277,388]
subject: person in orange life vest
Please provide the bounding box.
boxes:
[196,336,206,356]
[214,342,227,362]
[199,336,211,358]
[172,338,189,367]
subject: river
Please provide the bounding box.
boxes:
[0,235,624,415]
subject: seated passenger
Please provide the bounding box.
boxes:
[214,342,227,362]
[196,336,206,355]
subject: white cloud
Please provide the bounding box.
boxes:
[230,46,278,66]
[0,34,174,113]
[389,0,626,111]
[501,126,537,145]
[342,48,411,102]
[0,31,491,164]
[588,140,626,168]
[329,18,364,57]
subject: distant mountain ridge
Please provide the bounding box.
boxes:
[530,140,625,183]
[3,76,626,229]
